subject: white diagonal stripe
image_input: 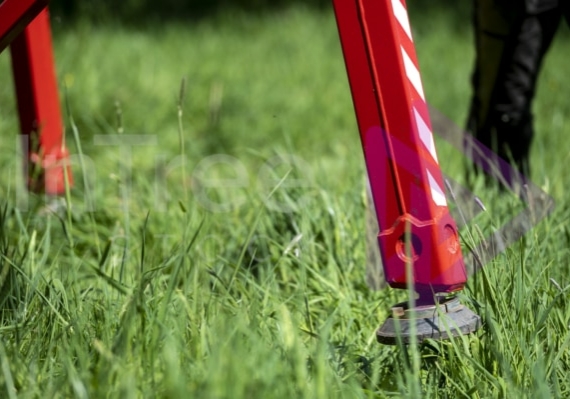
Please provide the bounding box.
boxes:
[413,107,438,163]
[427,170,447,206]
[391,0,412,40]
[401,46,425,100]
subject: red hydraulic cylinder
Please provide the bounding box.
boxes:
[332,0,466,298]
[8,6,71,195]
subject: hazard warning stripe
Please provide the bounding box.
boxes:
[391,0,446,206]
[400,46,425,101]
[413,107,438,163]
[391,0,412,40]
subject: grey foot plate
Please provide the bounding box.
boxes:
[376,301,481,345]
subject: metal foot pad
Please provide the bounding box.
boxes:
[376,297,481,345]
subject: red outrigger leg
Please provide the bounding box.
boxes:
[332,0,479,343]
[1,1,71,195]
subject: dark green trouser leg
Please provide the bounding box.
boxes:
[467,0,561,177]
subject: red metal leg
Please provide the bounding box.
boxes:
[333,0,468,296]
[333,0,479,343]
[9,8,72,195]
[0,0,48,52]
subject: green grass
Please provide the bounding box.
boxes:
[0,5,569,398]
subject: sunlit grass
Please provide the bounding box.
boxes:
[0,5,569,398]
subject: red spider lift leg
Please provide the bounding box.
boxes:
[3,3,71,195]
[332,0,480,344]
